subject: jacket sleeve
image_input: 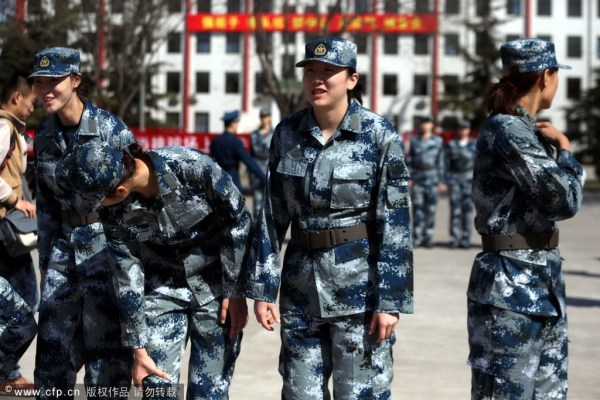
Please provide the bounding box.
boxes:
[374,133,414,314]
[105,229,148,349]
[199,156,253,299]
[235,139,267,183]
[245,129,289,303]
[496,123,585,221]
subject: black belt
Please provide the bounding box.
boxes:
[291,223,370,250]
[481,230,559,252]
[61,210,100,227]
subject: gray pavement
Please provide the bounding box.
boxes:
[15,191,600,399]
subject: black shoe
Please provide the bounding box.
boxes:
[449,241,459,249]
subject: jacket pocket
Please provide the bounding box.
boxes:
[331,163,373,209]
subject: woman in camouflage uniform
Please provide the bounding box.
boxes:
[246,37,413,399]
[468,39,585,399]
[69,141,251,400]
[30,47,135,398]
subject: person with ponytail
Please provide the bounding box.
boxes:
[467,39,585,399]
[69,140,252,399]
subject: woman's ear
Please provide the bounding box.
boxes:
[115,185,129,199]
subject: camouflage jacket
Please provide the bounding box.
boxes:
[34,99,136,272]
[406,133,445,185]
[444,137,476,182]
[100,146,252,348]
[246,98,414,317]
[468,106,585,317]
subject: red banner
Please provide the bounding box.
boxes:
[187,13,436,33]
[132,130,251,154]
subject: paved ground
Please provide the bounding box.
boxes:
[13,191,600,399]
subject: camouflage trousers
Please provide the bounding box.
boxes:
[447,176,473,247]
[142,291,242,400]
[411,182,438,246]
[0,277,37,380]
[34,254,133,400]
[467,301,568,399]
[279,311,395,400]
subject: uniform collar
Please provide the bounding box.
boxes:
[298,98,363,140]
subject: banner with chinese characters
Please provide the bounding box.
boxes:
[187,13,437,33]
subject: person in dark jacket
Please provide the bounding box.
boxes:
[209,110,266,193]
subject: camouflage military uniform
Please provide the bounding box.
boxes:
[0,277,36,382]
[34,99,135,398]
[445,137,476,248]
[406,133,444,247]
[249,124,273,218]
[246,98,414,399]
[468,106,585,399]
[94,147,251,399]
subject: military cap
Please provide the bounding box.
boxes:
[458,119,471,129]
[500,38,571,73]
[221,110,240,123]
[295,37,357,69]
[259,107,271,117]
[420,115,434,123]
[69,140,124,199]
[29,47,81,78]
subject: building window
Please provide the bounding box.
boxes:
[195,72,209,93]
[567,0,582,16]
[414,35,429,55]
[476,0,490,16]
[415,0,430,13]
[195,112,209,132]
[167,0,181,13]
[27,0,42,14]
[414,75,429,96]
[226,33,241,53]
[597,37,600,59]
[255,73,265,94]
[281,54,296,77]
[225,72,240,93]
[166,112,179,127]
[507,0,521,15]
[384,35,398,55]
[227,0,241,12]
[166,72,180,94]
[196,33,211,53]
[566,117,581,135]
[567,36,582,58]
[537,35,552,42]
[358,74,369,96]
[537,0,551,15]
[197,0,211,12]
[354,34,368,54]
[444,75,459,96]
[384,0,398,13]
[383,74,398,96]
[111,0,124,13]
[282,32,295,46]
[81,0,96,13]
[445,0,460,14]
[444,34,459,55]
[254,0,273,12]
[355,0,370,13]
[566,78,581,99]
[167,32,181,53]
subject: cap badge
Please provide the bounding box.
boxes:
[314,43,327,56]
[39,55,50,68]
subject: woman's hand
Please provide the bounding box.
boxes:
[369,312,399,343]
[132,348,171,388]
[220,297,249,339]
[254,300,280,331]
[537,121,571,152]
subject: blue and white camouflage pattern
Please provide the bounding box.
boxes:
[406,133,445,246]
[33,99,135,398]
[95,146,251,399]
[29,47,81,78]
[0,277,36,381]
[295,36,357,69]
[467,105,585,399]
[249,124,273,217]
[444,136,476,247]
[500,38,571,73]
[246,98,413,398]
